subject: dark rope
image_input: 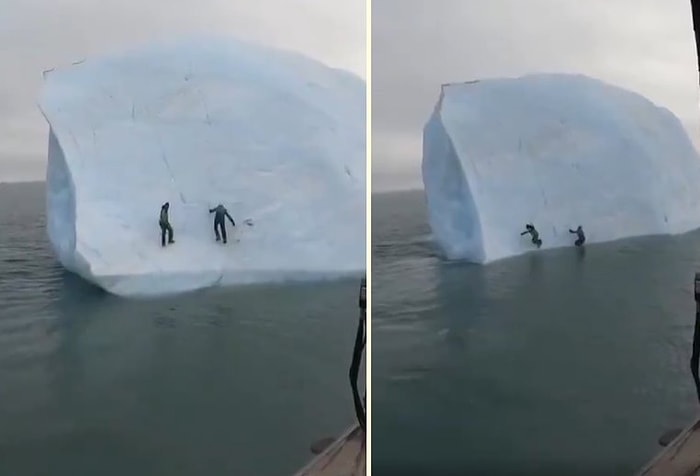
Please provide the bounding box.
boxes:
[686,0,700,404]
[692,310,700,404]
[689,0,700,403]
[691,0,700,83]
[684,0,700,406]
[349,277,366,431]
[692,273,700,403]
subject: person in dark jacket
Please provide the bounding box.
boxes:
[569,225,586,247]
[159,202,175,247]
[520,223,542,248]
[209,204,236,244]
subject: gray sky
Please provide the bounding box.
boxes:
[0,0,365,181]
[372,0,700,192]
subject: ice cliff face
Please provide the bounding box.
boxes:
[39,36,365,297]
[422,73,700,263]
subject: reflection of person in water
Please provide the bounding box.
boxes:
[520,223,542,248]
[569,225,586,247]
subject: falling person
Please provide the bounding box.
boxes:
[569,225,586,247]
[209,204,236,244]
[520,223,542,248]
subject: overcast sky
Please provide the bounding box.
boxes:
[372,0,700,191]
[0,0,365,181]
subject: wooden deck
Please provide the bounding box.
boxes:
[293,424,365,476]
[637,419,700,476]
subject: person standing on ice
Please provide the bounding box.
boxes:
[209,204,236,244]
[520,223,542,248]
[159,202,175,247]
[569,225,586,247]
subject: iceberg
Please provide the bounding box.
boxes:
[422,73,700,263]
[38,36,366,297]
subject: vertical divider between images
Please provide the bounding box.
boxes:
[364,0,373,472]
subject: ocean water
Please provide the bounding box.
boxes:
[0,182,361,476]
[372,189,700,476]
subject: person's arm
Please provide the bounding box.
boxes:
[569,229,575,233]
[209,208,216,213]
[520,230,527,236]
[226,212,236,226]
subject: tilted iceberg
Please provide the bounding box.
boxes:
[39,36,365,297]
[422,73,700,263]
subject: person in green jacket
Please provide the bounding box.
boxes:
[159,202,175,247]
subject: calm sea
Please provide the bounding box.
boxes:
[373,189,699,476]
[0,181,362,476]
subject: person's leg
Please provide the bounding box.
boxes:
[167,223,174,243]
[214,220,221,241]
[160,224,166,247]
[221,222,228,244]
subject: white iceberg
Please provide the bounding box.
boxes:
[39,36,366,297]
[422,73,700,263]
